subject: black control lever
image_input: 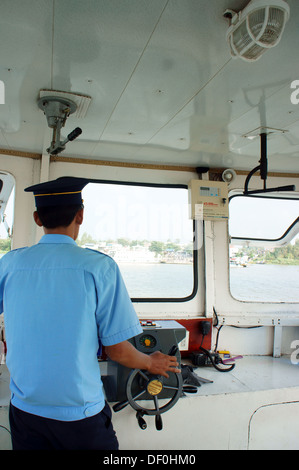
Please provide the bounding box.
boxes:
[153,396,163,431]
[155,413,163,431]
[60,127,82,147]
[136,411,147,430]
[168,345,178,356]
[66,127,82,142]
[48,127,83,155]
[182,385,198,393]
[112,398,130,413]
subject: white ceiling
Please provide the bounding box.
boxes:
[0,0,299,172]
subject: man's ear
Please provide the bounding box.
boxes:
[33,211,43,227]
[75,208,84,225]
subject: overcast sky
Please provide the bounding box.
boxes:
[80,182,193,243]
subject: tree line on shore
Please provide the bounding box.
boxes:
[0,234,297,264]
[234,239,299,265]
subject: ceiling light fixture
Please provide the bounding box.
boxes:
[224,0,290,62]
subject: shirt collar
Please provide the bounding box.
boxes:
[38,234,77,245]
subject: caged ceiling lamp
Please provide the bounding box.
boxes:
[224,0,290,62]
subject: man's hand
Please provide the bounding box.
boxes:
[105,341,181,378]
[147,350,180,378]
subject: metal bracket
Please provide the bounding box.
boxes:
[38,96,82,155]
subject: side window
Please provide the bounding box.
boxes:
[0,172,15,255]
[229,194,299,303]
[79,181,196,301]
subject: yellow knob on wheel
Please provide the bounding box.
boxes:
[147,379,163,396]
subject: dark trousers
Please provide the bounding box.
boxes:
[9,402,119,450]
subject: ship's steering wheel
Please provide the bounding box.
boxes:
[113,345,190,430]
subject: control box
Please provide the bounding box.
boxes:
[188,179,229,221]
[102,320,186,402]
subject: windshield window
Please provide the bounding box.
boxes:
[79,181,196,301]
[229,194,299,303]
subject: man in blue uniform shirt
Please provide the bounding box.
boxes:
[0,177,180,450]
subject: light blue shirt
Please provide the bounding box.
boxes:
[0,234,142,421]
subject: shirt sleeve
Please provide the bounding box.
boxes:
[95,259,142,346]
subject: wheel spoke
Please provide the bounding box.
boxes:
[132,389,147,401]
[163,385,179,391]
[137,370,150,382]
[153,395,160,412]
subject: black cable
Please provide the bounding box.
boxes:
[212,307,222,353]
[199,346,235,373]
[214,324,223,353]
[213,306,219,326]
[244,165,261,194]
[230,325,262,329]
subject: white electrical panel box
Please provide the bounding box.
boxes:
[188,179,229,221]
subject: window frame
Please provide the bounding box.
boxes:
[229,193,299,246]
[228,191,299,304]
[83,179,198,303]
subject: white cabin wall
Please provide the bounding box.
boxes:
[111,383,299,450]
[215,325,274,356]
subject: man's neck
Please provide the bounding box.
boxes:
[43,225,77,240]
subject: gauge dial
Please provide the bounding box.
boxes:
[139,334,157,349]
